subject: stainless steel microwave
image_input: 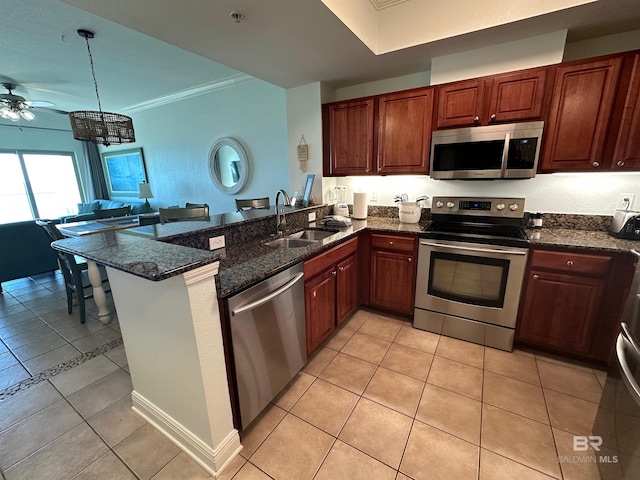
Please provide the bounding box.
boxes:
[430,121,544,180]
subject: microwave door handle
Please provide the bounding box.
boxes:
[501,132,511,176]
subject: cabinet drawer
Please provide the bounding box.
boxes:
[304,237,358,280]
[370,233,416,253]
[530,249,612,276]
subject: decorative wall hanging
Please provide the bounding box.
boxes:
[297,135,308,172]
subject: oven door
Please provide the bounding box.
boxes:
[415,239,528,328]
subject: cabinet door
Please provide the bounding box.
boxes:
[377,88,434,174]
[540,58,623,172]
[336,254,358,325]
[436,79,485,128]
[370,250,416,314]
[488,69,547,123]
[517,270,606,354]
[327,98,375,175]
[613,54,640,170]
[305,268,337,355]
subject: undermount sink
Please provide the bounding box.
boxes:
[264,228,340,248]
[288,229,339,241]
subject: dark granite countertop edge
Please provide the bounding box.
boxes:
[527,227,640,254]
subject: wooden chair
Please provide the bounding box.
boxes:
[235,197,270,211]
[94,206,132,219]
[158,206,210,224]
[36,220,110,324]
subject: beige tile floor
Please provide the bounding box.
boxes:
[0,274,609,479]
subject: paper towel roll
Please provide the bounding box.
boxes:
[352,192,368,219]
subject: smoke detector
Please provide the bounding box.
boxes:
[229,12,244,23]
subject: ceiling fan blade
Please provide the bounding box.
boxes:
[31,106,69,115]
[24,100,56,108]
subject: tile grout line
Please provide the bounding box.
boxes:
[0,337,124,400]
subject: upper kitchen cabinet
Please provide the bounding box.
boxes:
[377,88,434,174]
[435,68,548,129]
[323,97,375,176]
[323,87,434,176]
[612,53,640,170]
[539,56,623,172]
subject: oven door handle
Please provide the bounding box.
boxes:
[420,241,528,256]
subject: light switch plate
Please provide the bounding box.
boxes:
[308,212,316,222]
[209,235,225,250]
[617,193,635,211]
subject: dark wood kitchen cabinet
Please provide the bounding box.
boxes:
[539,57,623,172]
[304,237,359,354]
[612,53,640,170]
[435,68,548,129]
[516,248,636,364]
[323,87,434,176]
[368,233,417,315]
[324,98,375,176]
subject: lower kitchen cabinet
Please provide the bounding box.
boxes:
[304,237,359,354]
[368,233,417,315]
[516,247,636,364]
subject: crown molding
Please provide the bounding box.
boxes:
[369,0,409,11]
[124,73,254,114]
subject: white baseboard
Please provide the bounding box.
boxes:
[131,390,242,478]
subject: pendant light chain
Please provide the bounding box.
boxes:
[83,34,104,114]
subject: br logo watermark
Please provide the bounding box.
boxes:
[558,436,618,464]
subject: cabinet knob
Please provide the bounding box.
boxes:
[339,266,344,272]
[389,241,394,246]
[408,257,412,262]
[490,114,496,121]
[332,270,337,276]
[474,116,480,123]
[617,160,625,167]
[377,168,381,172]
[592,161,600,168]
[365,168,370,173]
[566,260,574,267]
[533,274,539,279]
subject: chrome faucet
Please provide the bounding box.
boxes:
[275,189,291,235]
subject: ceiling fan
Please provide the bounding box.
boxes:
[0,83,67,122]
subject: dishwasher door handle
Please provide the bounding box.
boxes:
[231,272,305,316]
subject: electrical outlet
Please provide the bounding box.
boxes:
[616,193,635,211]
[209,235,225,250]
[308,212,316,222]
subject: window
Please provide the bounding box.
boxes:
[0,150,83,224]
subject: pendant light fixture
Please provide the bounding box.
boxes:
[69,29,135,147]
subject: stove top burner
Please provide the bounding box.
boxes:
[421,220,529,248]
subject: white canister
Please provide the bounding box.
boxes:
[352,192,368,219]
[398,202,422,223]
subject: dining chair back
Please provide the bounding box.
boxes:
[158,206,210,224]
[93,206,132,219]
[235,197,270,211]
[36,220,110,324]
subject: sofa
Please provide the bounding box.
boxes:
[0,221,59,292]
[59,199,148,223]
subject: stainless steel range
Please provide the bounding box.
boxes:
[414,196,529,351]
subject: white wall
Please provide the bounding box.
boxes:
[124,78,289,214]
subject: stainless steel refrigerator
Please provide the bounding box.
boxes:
[593,250,640,479]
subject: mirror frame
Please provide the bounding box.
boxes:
[208,137,249,195]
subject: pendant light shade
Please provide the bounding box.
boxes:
[69,29,135,147]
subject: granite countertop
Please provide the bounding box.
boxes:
[527,228,640,254]
[52,230,222,281]
[216,217,425,297]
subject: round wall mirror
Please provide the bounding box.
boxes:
[208,137,249,194]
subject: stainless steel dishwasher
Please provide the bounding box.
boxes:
[227,263,306,430]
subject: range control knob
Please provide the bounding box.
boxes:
[509,203,519,211]
[496,203,506,211]
[446,202,455,208]
[435,201,444,208]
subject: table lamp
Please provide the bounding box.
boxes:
[138,182,153,214]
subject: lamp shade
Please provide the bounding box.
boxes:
[138,182,153,199]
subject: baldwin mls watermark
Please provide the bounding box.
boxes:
[557,436,619,464]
